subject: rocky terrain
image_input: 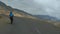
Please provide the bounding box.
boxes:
[0,1,60,34]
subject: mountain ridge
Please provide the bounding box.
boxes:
[34,15,60,21]
[0,1,36,19]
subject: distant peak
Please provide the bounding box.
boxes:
[0,1,6,7]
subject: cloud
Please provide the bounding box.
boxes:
[1,0,60,18]
[34,0,60,18]
[0,0,47,15]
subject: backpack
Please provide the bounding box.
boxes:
[9,12,14,17]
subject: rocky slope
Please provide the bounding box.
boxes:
[0,1,36,19]
[0,1,60,28]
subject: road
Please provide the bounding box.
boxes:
[0,17,60,34]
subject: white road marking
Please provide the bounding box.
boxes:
[35,27,41,34]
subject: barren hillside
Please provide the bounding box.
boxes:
[0,1,60,34]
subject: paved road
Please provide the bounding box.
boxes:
[0,17,60,34]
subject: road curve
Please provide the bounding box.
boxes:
[0,17,60,34]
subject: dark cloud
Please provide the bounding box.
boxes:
[0,0,60,18]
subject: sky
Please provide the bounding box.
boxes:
[0,0,60,18]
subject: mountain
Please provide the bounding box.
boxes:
[0,1,60,34]
[0,1,60,21]
[0,1,36,19]
[0,1,6,7]
[34,15,60,21]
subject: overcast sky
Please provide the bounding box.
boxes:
[0,0,60,18]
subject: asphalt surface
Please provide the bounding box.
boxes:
[0,17,60,34]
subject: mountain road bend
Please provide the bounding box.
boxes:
[0,16,60,34]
